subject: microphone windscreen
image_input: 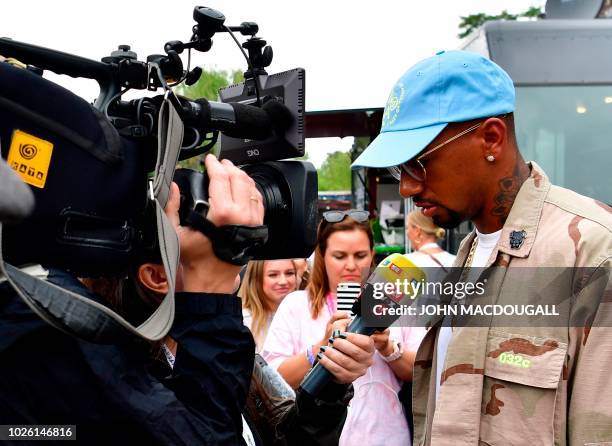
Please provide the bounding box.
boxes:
[226,103,273,140]
[370,253,426,303]
[262,99,294,134]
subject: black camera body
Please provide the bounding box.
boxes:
[0,61,153,275]
[0,6,317,275]
[175,160,317,261]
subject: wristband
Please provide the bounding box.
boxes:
[306,345,315,366]
[381,340,403,363]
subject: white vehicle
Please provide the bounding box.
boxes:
[307,0,612,253]
[442,0,612,251]
[463,0,612,205]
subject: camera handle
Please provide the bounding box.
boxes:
[0,37,119,108]
[0,8,265,111]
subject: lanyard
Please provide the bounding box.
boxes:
[418,242,440,251]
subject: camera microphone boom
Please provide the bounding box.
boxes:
[181,98,287,141]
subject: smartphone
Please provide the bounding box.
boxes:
[336,282,361,315]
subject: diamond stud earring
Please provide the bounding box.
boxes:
[486,155,495,162]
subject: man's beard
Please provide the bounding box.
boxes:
[432,208,463,229]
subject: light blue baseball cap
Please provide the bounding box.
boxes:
[352,50,515,169]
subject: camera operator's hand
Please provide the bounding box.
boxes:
[165,155,263,293]
[205,155,264,227]
[318,318,375,385]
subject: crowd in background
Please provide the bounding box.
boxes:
[3,46,610,445]
[237,209,451,446]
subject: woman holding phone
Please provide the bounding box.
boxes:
[263,210,423,446]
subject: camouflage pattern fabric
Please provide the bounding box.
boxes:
[412,162,612,446]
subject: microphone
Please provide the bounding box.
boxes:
[184,98,274,141]
[262,99,294,134]
[300,253,425,396]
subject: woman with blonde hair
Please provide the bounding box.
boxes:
[239,259,297,351]
[405,209,456,269]
[292,258,310,290]
[263,210,424,446]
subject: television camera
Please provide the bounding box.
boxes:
[0,6,317,275]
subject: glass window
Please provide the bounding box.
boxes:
[515,86,612,204]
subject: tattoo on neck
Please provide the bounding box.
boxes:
[491,164,527,225]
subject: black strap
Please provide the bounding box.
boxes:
[183,210,268,266]
[425,252,448,272]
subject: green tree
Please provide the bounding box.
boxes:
[173,68,243,170]
[350,136,371,162]
[317,151,352,191]
[458,6,542,39]
[175,68,243,101]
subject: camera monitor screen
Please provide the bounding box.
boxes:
[218,67,305,165]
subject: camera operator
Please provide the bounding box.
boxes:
[127,157,376,446]
[0,154,261,444]
[0,154,374,445]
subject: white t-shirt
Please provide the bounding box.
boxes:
[469,229,503,274]
[435,229,502,400]
[242,308,274,353]
[404,243,456,269]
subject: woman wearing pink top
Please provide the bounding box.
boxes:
[239,259,298,352]
[262,210,425,446]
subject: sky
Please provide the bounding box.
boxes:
[2,0,545,167]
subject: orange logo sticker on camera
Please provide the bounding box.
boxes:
[7,129,54,188]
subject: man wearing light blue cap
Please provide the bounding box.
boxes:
[353,50,517,231]
[353,51,612,444]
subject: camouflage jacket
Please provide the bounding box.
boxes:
[412,162,612,446]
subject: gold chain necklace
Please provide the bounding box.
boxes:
[464,236,479,268]
[446,236,479,330]
[458,236,479,283]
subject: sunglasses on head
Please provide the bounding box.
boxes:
[322,210,370,223]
